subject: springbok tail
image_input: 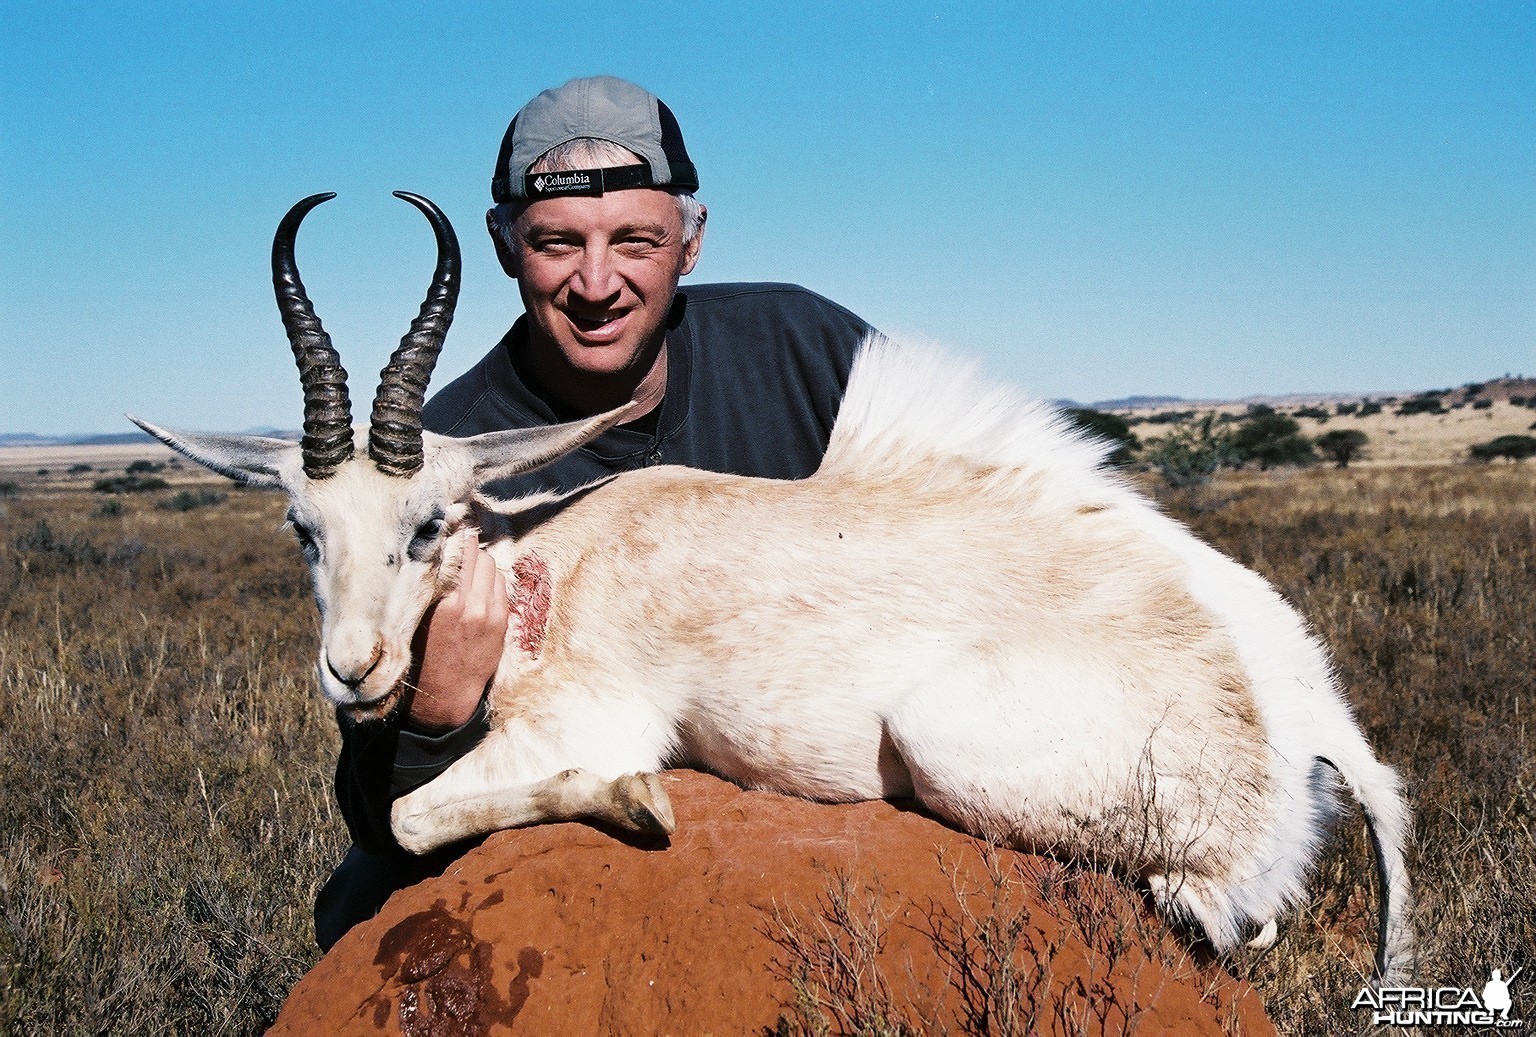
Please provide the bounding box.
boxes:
[1318,752,1415,984]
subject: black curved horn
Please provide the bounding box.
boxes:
[273,192,353,479]
[368,191,461,476]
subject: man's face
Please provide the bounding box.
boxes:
[510,189,703,380]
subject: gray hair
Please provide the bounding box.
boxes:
[490,137,706,249]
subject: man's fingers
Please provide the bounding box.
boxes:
[458,539,509,628]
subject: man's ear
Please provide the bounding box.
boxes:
[486,208,519,279]
[680,204,707,276]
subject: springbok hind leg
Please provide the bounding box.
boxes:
[391,768,675,856]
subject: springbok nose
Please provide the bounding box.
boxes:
[325,646,382,690]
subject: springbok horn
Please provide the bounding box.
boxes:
[273,192,354,479]
[368,191,461,476]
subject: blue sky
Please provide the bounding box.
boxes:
[2,2,1531,435]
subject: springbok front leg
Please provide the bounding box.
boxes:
[391,751,675,855]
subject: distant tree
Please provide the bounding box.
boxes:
[1469,435,1536,463]
[1335,401,1359,416]
[1144,409,1197,425]
[1357,400,1383,417]
[1396,395,1446,416]
[1230,413,1316,470]
[125,459,165,474]
[69,463,92,474]
[1472,399,1493,411]
[1292,405,1331,423]
[1064,408,1140,467]
[1316,429,1369,468]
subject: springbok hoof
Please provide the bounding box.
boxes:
[615,772,676,836]
[1246,917,1279,951]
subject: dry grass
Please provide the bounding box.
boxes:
[1169,463,1535,1032]
[1,459,1531,1034]
[0,487,344,1034]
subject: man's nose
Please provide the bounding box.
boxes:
[570,248,620,300]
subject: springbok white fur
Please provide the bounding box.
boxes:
[134,334,1414,982]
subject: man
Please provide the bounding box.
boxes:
[315,76,875,950]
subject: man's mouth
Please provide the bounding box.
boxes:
[566,310,629,341]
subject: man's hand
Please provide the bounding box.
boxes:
[408,531,510,731]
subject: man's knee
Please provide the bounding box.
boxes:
[313,842,475,952]
[314,846,417,951]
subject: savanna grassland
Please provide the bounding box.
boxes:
[1,459,1532,1035]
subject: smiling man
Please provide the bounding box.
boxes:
[316,76,875,949]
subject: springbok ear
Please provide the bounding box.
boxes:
[458,402,640,484]
[127,415,298,488]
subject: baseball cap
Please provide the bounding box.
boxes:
[491,76,699,203]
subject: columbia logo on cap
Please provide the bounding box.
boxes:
[530,171,594,195]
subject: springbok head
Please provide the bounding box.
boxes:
[131,193,632,719]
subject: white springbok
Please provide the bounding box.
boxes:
[134,193,1413,981]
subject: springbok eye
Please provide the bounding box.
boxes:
[408,513,446,561]
[288,519,319,559]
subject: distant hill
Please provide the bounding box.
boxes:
[0,428,298,447]
[1092,376,1535,414]
[0,431,155,447]
[1090,394,1186,410]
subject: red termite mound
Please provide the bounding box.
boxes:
[272,771,1275,1036]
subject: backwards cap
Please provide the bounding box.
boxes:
[491,76,699,203]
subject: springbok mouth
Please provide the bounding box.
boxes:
[342,685,405,724]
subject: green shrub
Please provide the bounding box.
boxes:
[125,459,166,474]
[1063,408,1140,467]
[93,475,169,494]
[1469,435,1536,463]
[1142,414,1236,489]
[157,489,228,512]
